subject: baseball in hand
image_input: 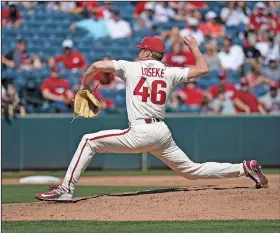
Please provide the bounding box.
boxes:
[183,36,199,51]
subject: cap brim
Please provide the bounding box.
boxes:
[133,45,143,49]
[133,44,165,53]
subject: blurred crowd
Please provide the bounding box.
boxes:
[1,1,280,117]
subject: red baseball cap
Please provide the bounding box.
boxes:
[133,36,165,53]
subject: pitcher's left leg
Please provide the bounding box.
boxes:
[151,144,244,179]
[150,140,268,188]
[36,128,137,201]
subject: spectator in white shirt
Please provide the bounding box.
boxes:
[47,2,76,14]
[101,1,113,21]
[236,1,251,17]
[180,18,205,46]
[218,37,245,71]
[255,32,280,64]
[59,2,76,13]
[106,9,132,39]
[134,4,154,31]
[153,2,175,23]
[220,1,249,27]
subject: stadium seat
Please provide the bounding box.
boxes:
[2,69,20,80]
[115,90,126,106]
[135,29,153,37]
[243,63,252,75]
[177,105,202,113]
[233,37,243,46]
[227,70,241,83]
[226,26,238,38]
[199,45,206,53]
[251,85,270,97]
[197,71,219,90]
[216,37,224,47]
[173,21,186,29]
[14,76,28,88]
[99,90,118,102]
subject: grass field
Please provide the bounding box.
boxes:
[2,169,177,178]
[2,220,280,233]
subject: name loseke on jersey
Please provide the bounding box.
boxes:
[141,67,165,78]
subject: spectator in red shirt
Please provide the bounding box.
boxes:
[88,87,115,109]
[164,42,195,67]
[185,1,207,10]
[2,4,23,28]
[72,1,100,18]
[174,80,204,107]
[79,73,115,109]
[199,11,225,39]
[133,2,146,19]
[93,71,116,89]
[266,14,279,35]
[208,70,236,99]
[233,77,266,114]
[41,67,74,113]
[93,57,116,89]
[249,2,268,31]
[50,39,87,72]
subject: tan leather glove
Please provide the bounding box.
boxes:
[74,90,101,118]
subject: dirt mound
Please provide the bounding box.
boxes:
[3,176,280,221]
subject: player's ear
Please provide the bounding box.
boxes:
[145,49,152,57]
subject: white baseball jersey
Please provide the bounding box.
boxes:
[112,59,190,122]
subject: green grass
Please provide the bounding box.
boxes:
[2,220,280,233]
[1,169,175,178]
[2,185,167,204]
[2,168,280,178]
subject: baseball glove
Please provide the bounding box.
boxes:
[74,90,101,118]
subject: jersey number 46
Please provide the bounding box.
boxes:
[133,77,167,105]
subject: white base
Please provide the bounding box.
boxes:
[20,176,61,184]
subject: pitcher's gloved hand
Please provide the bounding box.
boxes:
[74,90,101,118]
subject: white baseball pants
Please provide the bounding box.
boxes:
[62,120,244,194]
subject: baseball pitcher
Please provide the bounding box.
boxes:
[36,36,268,201]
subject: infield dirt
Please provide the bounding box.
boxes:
[2,174,280,221]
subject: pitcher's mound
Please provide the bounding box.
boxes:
[3,183,280,221]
